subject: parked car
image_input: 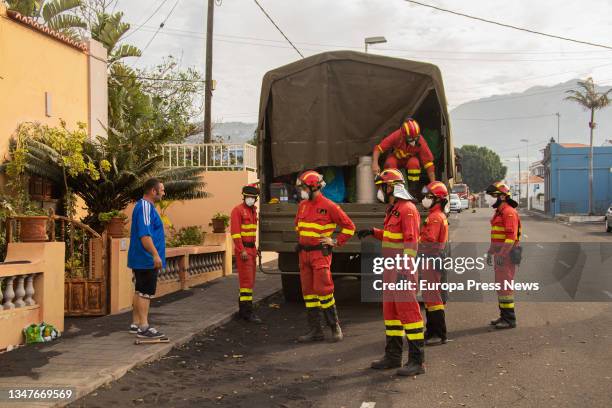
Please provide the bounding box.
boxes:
[606,204,612,233]
[449,193,462,213]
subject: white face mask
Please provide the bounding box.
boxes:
[422,197,433,209]
[245,197,256,207]
[485,195,498,207]
[300,189,310,200]
[376,188,386,203]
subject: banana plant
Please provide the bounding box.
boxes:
[5,0,86,38]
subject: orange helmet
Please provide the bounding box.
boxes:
[402,117,421,140]
[423,181,448,198]
[297,170,325,189]
[486,181,510,196]
[242,183,260,197]
[375,168,405,185]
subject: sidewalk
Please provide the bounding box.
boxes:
[0,260,281,407]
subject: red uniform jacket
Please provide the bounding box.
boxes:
[489,202,521,256]
[230,202,257,253]
[375,129,435,171]
[419,204,448,255]
[295,193,355,247]
[373,199,421,257]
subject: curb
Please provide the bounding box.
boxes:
[57,286,281,407]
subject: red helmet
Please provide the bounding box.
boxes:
[297,170,325,189]
[242,183,260,197]
[402,118,421,140]
[486,181,511,196]
[423,181,448,198]
[375,168,405,185]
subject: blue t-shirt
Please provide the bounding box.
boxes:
[127,199,166,270]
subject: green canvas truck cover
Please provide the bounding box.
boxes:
[257,50,455,179]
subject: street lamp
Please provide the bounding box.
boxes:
[521,138,530,210]
[365,36,387,53]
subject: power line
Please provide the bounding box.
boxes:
[134,25,612,61]
[252,0,303,58]
[404,0,612,51]
[135,24,612,55]
[140,0,180,54]
[112,74,204,83]
[122,0,170,40]
[454,113,557,122]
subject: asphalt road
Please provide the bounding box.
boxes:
[73,210,612,408]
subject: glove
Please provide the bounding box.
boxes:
[495,256,505,266]
[486,253,493,266]
[357,229,374,239]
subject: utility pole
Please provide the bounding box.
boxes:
[204,0,214,143]
[556,112,561,143]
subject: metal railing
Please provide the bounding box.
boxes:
[161,143,257,171]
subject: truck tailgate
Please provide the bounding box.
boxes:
[259,203,389,253]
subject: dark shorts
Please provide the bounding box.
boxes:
[133,269,158,298]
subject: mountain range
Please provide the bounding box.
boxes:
[449,79,612,160]
[194,79,612,162]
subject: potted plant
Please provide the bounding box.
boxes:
[98,210,128,238]
[211,212,229,233]
[15,208,49,242]
[3,125,49,242]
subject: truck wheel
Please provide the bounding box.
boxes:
[278,252,301,302]
[281,274,302,303]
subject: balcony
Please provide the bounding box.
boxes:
[161,143,257,171]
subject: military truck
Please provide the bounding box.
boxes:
[255,51,456,301]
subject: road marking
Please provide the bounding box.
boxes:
[360,403,376,408]
[603,291,612,299]
[558,260,571,268]
[536,244,544,249]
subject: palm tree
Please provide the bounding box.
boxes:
[565,77,612,215]
[18,137,209,232]
[5,0,86,38]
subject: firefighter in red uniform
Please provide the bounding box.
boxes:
[420,181,449,345]
[485,182,521,329]
[357,169,426,376]
[294,171,356,342]
[230,183,261,323]
[371,117,436,186]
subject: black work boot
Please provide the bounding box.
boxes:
[494,297,516,329]
[425,309,447,346]
[397,338,425,376]
[297,308,325,342]
[371,336,403,369]
[238,301,262,324]
[323,305,343,342]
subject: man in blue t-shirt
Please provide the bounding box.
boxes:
[128,178,166,339]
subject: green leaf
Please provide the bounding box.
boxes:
[110,44,142,63]
[41,0,82,23]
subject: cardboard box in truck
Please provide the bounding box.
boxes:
[255,51,457,301]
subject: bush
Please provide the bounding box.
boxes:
[167,225,206,247]
[98,210,127,223]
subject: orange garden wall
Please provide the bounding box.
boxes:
[164,170,259,232]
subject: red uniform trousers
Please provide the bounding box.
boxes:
[236,247,257,295]
[383,155,422,182]
[299,250,335,309]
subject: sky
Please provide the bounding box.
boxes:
[112,0,612,124]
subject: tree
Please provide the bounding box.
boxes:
[17,132,208,231]
[456,145,507,193]
[5,0,86,38]
[565,77,612,215]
